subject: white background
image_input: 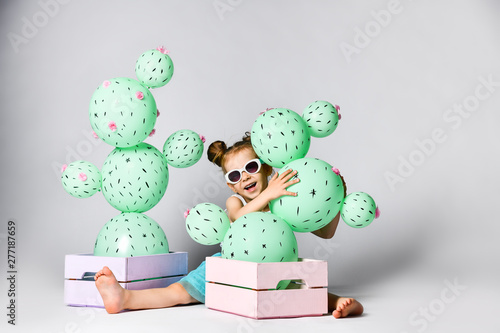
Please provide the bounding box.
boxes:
[1,0,499,332]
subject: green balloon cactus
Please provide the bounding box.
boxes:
[61,160,101,198]
[341,192,379,228]
[269,157,344,232]
[302,100,340,138]
[88,77,158,148]
[251,108,311,168]
[94,213,169,257]
[221,212,298,289]
[185,203,230,245]
[163,129,205,168]
[135,46,174,89]
[61,46,206,257]
[101,142,169,213]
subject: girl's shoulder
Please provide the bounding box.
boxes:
[228,193,246,206]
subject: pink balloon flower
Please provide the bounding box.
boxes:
[78,173,87,181]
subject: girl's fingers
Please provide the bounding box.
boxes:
[279,169,297,180]
[284,178,300,188]
[277,169,291,179]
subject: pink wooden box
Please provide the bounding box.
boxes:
[64,252,188,307]
[205,257,328,319]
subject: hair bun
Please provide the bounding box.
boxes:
[207,140,227,167]
[242,131,251,142]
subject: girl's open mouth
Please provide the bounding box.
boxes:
[244,182,257,192]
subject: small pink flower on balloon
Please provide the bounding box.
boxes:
[184,209,190,219]
[78,173,87,181]
[375,207,381,219]
[156,46,169,54]
[149,129,156,137]
[61,164,67,173]
[200,135,206,143]
[335,105,341,120]
[103,80,111,88]
[92,131,99,139]
[332,167,340,175]
[108,121,117,132]
[157,109,160,118]
[136,91,144,100]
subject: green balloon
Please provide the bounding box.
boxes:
[341,192,377,228]
[101,142,169,213]
[221,212,298,263]
[251,108,311,168]
[135,49,174,88]
[185,203,230,245]
[302,101,339,138]
[61,160,101,198]
[94,212,169,257]
[269,158,344,232]
[89,77,157,148]
[221,212,298,290]
[163,129,204,168]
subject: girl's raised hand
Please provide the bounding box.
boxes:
[264,169,300,201]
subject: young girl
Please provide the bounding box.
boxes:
[94,133,363,318]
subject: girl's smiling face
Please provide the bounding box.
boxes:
[223,148,271,202]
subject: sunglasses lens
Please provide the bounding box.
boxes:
[245,161,259,174]
[227,170,241,183]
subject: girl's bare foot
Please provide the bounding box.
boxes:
[332,297,364,319]
[94,266,128,314]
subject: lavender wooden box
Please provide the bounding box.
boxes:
[205,257,328,319]
[64,252,188,307]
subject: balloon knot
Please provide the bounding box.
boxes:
[149,129,156,137]
[78,173,87,181]
[103,80,111,88]
[375,207,381,219]
[61,164,67,173]
[184,209,190,219]
[200,135,206,143]
[332,167,340,175]
[136,91,144,100]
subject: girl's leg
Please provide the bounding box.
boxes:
[328,293,364,318]
[94,266,198,314]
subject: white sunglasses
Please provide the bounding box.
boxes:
[224,159,263,184]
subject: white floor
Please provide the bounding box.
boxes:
[3,268,498,333]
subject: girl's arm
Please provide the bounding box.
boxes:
[226,169,298,222]
[311,212,341,239]
[311,174,347,239]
